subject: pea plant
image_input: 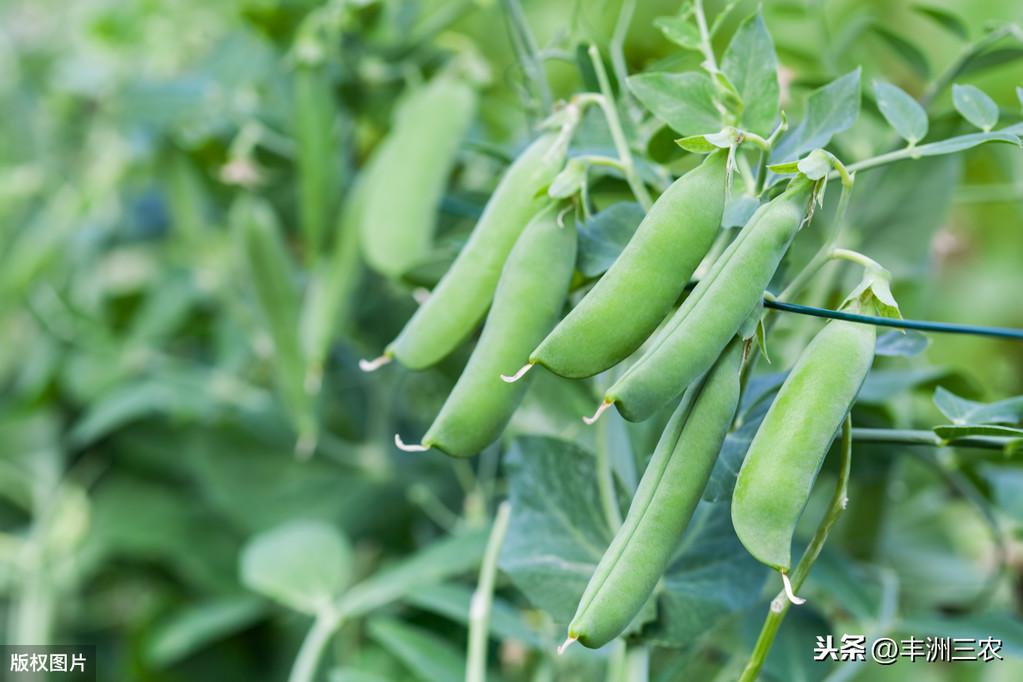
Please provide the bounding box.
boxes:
[2,0,1023,681]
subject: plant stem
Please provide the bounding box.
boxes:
[584,47,654,210]
[596,414,624,533]
[289,609,342,682]
[625,643,650,681]
[738,415,853,682]
[501,0,552,113]
[466,502,512,682]
[692,0,719,73]
[610,0,638,113]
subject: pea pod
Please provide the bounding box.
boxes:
[365,133,568,371]
[232,195,317,455]
[524,150,728,380]
[395,205,576,457]
[731,315,875,576]
[593,177,814,423]
[359,75,477,278]
[566,339,744,650]
[293,63,340,256]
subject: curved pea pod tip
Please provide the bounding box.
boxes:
[394,434,430,452]
[500,362,533,383]
[781,573,805,605]
[359,354,392,372]
[581,400,612,425]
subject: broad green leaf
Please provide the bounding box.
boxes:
[934,424,1023,441]
[858,367,956,405]
[875,330,929,357]
[771,68,862,163]
[654,15,701,51]
[628,71,722,137]
[145,596,266,668]
[339,528,489,617]
[870,25,930,78]
[240,519,352,614]
[722,12,780,136]
[952,84,999,131]
[933,386,1023,425]
[367,618,465,682]
[702,418,761,503]
[675,135,719,153]
[978,465,1023,522]
[912,4,968,39]
[576,202,645,278]
[873,81,928,144]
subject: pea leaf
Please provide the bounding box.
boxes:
[873,81,928,144]
[897,612,1023,658]
[628,71,722,136]
[952,84,999,131]
[912,5,968,40]
[771,68,862,163]
[145,596,266,668]
[239,519,352,614]
[978,465,1023,522]
[934,424,1023,441]
[576,202,645,278]
[875,330,929,357]
[406,583,547,648]
[933,386,1023,425]
[910,130,1019,156]
[722,12,780,137]
[654,14,701,51]
[367,618,465,682]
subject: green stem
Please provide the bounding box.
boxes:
[596,413,624,533]
[501,0,552,112]
[625,643,650,681]
[466,502,512,682]
[738,415,853,682]
[610,0,638,113]
[692,0,719,73]
[289,609,342,682]
[582,48,653,210]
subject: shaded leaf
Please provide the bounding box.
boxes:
[722,12,780,136]
[875,330,929,357]
[367,618,465,682]
[628,72,722,137]
[145,596,266,668]
[952,84,999,131]
[933,424,1023,441]
[871,25,930,78]
[771,69,862,163]
[873,81,928,144]
[576,202,645,278]
[240,519,352,614]
[655,14,701,51]
[912,5,968,39]
[933,386,1023,425]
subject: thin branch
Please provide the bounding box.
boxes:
[466,502,512,682]
[289,609,342,682]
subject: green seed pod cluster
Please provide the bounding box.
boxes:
[400,206,577,457]
[566,339,744,649]
[528,149,729,379]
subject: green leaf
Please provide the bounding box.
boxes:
[654,14,701,51]
[628,71,722,137]
[873,81,928,144]
[722,12,780,136]
[771,68,862,163]
[898,612,1023,658]
[912,4,968,39]
[934,424,1023,441]
[576,202,645,278]
[870,25,930,78]
[547,158,587,199]
[875,330,929,357]
[240,520,352,614]
[339,528,489,617]
[675,135,719,153]
[952,84,999,131]
[367,618,465,682]
[145,596,266,668]
[933,386,1023,425]
[978,465,1023,522]
[858,367,956,405]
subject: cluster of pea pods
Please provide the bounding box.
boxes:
[358,73,880,651]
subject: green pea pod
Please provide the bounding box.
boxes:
[396,205,576,457]
[232,195,317,455]
[293,64,340,256]
[359,75,477,278]
[732,317,875,574]
[367,133,568,371]
[300,179,364,392]
[567,339,743,650]
[527,150,728,379]
[596,177,814,423]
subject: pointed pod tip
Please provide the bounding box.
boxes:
[557,636,577,656]
[781,572,806,605]
[500,363,534,383]
[582,400,611,425]
[359,355,392,372]
[394,434,429,452]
